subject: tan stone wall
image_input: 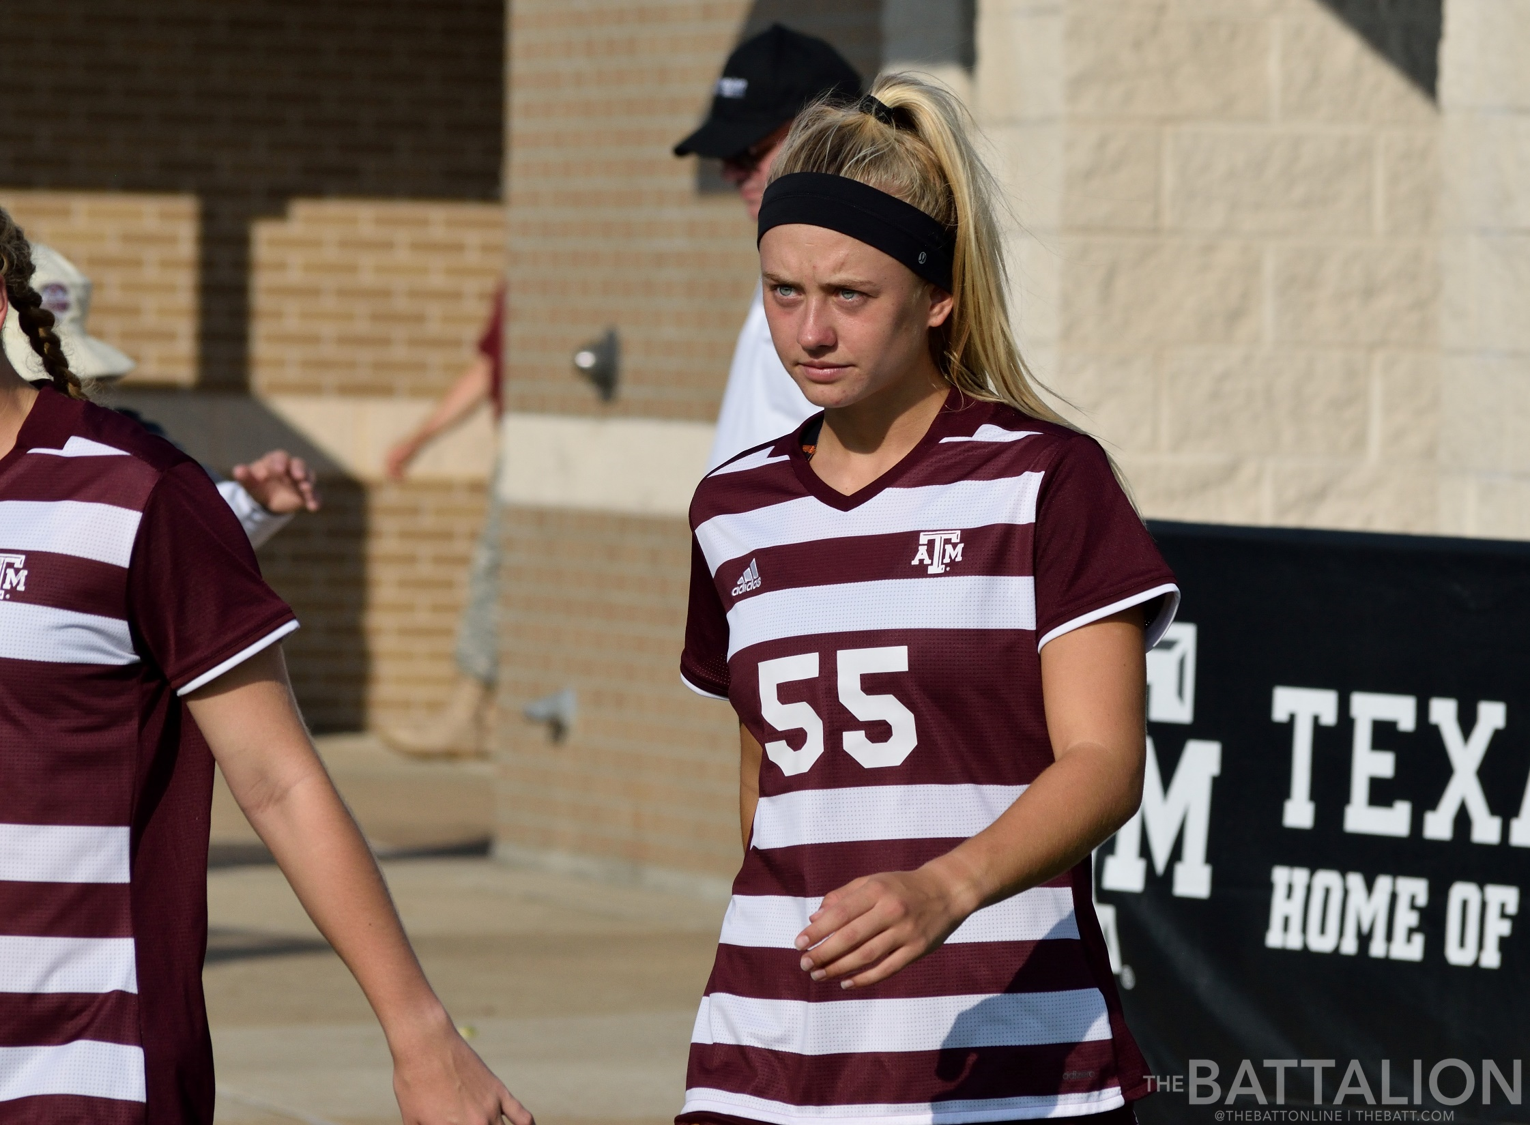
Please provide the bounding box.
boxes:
[979,0,1445,533]
[1437,0,1530,539]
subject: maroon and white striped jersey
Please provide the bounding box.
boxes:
[0,389,297,1124]
[679,393,1177,1124]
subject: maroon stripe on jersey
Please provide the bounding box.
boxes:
[0,881,133,938]
[715,524,1035,614]
[0,676,140,826]
[706,939,1099,1001]
[692,478,801,528]
[687,1037,1121,1106]
[0,1095,144,1124]
[0,991,140,1047]
[735,840,1073,898]
[0,551,128,619]
[912,440,1061,484]
[5,455,156,511]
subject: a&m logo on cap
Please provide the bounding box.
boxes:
[716,76,748,98]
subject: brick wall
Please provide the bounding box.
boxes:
[497,508,739,882]
[0,192,199,386]
[251,201,506,399]
[979,0,1444,533]
[495,0,882,875]
[0,0,506,732]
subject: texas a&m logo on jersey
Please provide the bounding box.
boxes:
[0,554,27,599]
[911,530,962,575]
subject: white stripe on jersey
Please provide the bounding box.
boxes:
[751,785,1025,849]
[28,436,132,459]
[177,619,300,696]
[711,447,791,477]
[696,474,1043,576]
[939,426,1041,445]
[0,601,137,666]
[0,936,139,994]
[0,1042,146,1104]
[680,1086,1125,1124]
[0,824,130,884]
[0,499,142,567]
[720,888,1078,949]
[690,988,1112,1053]
[726,575,1036,659]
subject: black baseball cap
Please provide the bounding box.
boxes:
[673,24,862,160]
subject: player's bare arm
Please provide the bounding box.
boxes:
[186,646,532,1125]
[793,608,1149,989]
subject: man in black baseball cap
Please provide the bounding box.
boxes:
[676,24,861,469]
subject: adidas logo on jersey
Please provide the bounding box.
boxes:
[0,554,27,600]
[731,558,762,596]
[911,531,963,575]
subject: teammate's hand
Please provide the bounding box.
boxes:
[391,1021,533,1125]
[794,861,978,990]
[233,449,322,515]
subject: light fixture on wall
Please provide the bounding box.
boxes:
[572,329,619,401]
[523,687,576,743]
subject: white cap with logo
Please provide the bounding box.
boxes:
[2,244,136,382]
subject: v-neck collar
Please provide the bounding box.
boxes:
[788,386,968,512]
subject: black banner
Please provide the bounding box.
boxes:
[1103,522,1530,1124]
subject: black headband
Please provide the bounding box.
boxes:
[757,171,955,293]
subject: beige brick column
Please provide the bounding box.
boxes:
[1438,0,1530,537]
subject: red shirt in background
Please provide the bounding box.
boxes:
[479,282,506,419]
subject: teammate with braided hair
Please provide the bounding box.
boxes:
[0,218,86,401]
[0,208,533,1123]
[0,230,321,548]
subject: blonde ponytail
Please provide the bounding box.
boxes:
[769,73,1070,429]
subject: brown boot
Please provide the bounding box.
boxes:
[379,677,493,759]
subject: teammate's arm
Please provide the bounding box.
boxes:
[186,645,532,1125]
[740,723,763,851]
[793,608,1147,989]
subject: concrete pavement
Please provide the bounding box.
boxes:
[207,734,728,1125]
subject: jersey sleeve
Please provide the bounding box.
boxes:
[128,460,299,695]
[680,534,730,701]
[1032,436,1179,651]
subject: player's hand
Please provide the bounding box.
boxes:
[391,1020,533,1125]
[794,862,977,990]
[232,449,322,515]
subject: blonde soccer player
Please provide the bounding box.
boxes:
[678,76,1178,1125]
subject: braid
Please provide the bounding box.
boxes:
[0,208,85,400]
